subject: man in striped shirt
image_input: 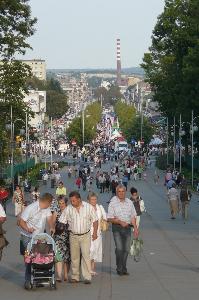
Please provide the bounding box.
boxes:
[59,191,98,284]
[108,184,138,276]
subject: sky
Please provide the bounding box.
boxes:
[23,0,165,69]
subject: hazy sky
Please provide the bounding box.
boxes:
[23,0,165,69]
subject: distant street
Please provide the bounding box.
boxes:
[1,159,199,300]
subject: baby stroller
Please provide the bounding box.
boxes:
[25,233,56,290]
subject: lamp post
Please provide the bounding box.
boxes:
[171,116,177,170]
[179,114,187,173]
[6,116,25,193]
[50,117,53,167]
[190,110,199,187]
[25,112,29,177]
[82,108,85,146]
[166,117,169,166]
[179,114,183,173]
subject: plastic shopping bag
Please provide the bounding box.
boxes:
[130,238,143,262]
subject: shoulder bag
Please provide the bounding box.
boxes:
[99,205,109,232]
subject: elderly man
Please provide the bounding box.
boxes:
[108,184,138,276]
[59,191,98,284]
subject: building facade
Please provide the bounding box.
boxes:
[22,59,46,80]
[23,90,46,128]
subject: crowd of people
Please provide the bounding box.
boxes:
[0,142,150,290]
[0,109,196,292]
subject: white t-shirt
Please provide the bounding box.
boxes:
[20,201,52,237]
[0,204,6,218]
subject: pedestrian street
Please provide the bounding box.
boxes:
[1,161,199,300]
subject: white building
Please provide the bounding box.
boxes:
[23,90,46,128]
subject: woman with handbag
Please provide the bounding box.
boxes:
[87,192,107,276]
[52,196,70,282]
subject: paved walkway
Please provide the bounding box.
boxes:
[1,161,199,300]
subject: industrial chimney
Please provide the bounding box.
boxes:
[116,38,122,86]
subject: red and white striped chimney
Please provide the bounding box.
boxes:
[117,38,122,86]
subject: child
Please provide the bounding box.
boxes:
[75,177,82,190]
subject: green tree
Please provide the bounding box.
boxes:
[141,0,199,122]
[66,102,102,146]
[0,0,37,165]
[131,116,154,144]
[26,77,69,119]
[46,90,68,119]
[115,101,154,144]
[106,85,122,104]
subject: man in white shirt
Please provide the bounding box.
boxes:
[59,191,98,284]
[19,193,53,289]
[108,185,138,276]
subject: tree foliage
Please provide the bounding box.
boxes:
[66,102,102,146]
[114,101,154,144]
[94,85,122,105]
[46,90,68,119]
[0,0,36,165]
[26,76,68,119]
[141,0,199,122]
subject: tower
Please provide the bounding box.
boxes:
[116,38,122,86]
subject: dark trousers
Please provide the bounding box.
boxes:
[112,224,131,273]
[100,183,105,193]
[21,235,31,281]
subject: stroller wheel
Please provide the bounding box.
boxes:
[49,281,56,290]
[24,281,32,290]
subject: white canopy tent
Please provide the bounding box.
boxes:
[149,137,163,146]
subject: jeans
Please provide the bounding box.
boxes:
[112,224,131,273]
[21,235,31,281]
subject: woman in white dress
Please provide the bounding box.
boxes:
[87,192,107,276]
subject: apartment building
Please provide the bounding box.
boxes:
[22,59,46,80]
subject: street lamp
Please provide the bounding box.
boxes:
[171,116,178,170]
[190,110,199,187]
[6,118,25,193]
[179,114,186,173]
[81,102,91,146]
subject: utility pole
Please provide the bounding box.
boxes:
[173,116,176,170]
[166,117,169,166]
[140,91,143,142]
[82,108,85,146]
[191,110,194,187]
[50,117,53,167]
[25,112,28,177]
[179,114,182,173]
[100,94,103,107]
[10,106,14,194]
